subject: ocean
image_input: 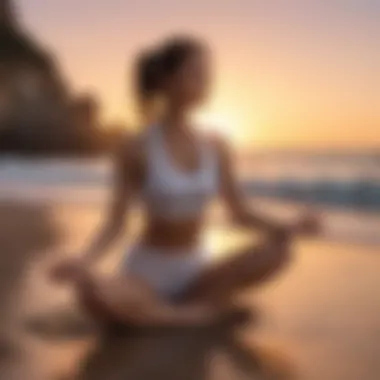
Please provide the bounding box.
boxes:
[0,156,379,245]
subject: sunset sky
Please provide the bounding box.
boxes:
[19,0,379,149]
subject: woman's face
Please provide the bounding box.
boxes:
[165,49,212,110]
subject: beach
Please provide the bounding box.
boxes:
[1,0,379,376]
[0,160,379,380]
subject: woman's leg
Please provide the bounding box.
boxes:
[75,270,153,324]
[181,233,292,305]
[73,232,292,326]
[74,269,217,327]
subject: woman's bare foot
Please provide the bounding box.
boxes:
[50,257,88,284]
[218,306,257,327]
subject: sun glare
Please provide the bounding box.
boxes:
[195,110,244,142]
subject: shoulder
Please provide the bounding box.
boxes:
[115,128,150,158]
[200,130,233,161]
[112,130,147,172]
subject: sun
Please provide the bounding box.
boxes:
[195,110,242,142]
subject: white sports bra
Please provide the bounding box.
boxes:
[142,125,219,220]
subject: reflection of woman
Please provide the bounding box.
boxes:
[53,36,318,326]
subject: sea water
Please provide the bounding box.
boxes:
[0,155,379,245]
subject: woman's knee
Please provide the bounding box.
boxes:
[264,236,292,273]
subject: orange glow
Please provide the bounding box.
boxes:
[22,0,380,149]
[195,109,247,143]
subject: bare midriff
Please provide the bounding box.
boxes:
[140,217,204,253]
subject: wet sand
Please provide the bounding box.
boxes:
[0,201,379,380]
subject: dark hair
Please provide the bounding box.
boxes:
[135,36,205,112]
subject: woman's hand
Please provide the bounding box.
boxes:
[294,211,321,237]
[266,211,321,241]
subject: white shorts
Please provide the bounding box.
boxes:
[123,244,210,301]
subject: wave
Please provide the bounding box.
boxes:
[1,158,380,211]
[244,180,380,212]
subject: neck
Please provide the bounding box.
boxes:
[161,106,190,134]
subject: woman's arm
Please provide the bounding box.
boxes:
[216,137,316,235]
[52,138,143,283]
[80,139,142,264]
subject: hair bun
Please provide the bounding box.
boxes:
[136,48,164,101]
[134,35,204,116]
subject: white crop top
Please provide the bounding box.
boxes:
[142,125,219,220]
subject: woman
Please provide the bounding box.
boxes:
[53,36,318,327]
